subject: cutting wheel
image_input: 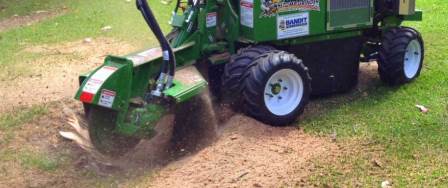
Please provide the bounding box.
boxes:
[87,106,141,156]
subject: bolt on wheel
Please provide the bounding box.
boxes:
[263,69,304,116]
[242,51,311,126]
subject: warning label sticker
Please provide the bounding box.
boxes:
[277,12,309,39]
[98,89,116,108]
[240,0,254,28]
[82,66,118,94]
[206,12,217,28]
[82,79,103,94]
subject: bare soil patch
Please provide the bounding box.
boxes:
[0,94,339,188]
[0,10,65,32]
[0,100,103,187]
[0,38,136,112]
[358,62,379,90]
[55,93,340,188]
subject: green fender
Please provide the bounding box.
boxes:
[75,56,133,112]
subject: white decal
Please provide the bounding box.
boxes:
[277,12,309,39]
[98,89,116,108]
[163,50,170,61]
[240,0,254,28]
[83,79,103,94]
[206,12,217,28]
[82,66,118,94]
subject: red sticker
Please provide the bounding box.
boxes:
[80,92,94,103]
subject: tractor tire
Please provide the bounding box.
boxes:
[88,106,141,156]
[241,51,311,126]
[378,27,424,85]
[222,45,275,96]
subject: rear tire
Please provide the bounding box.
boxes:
[378,27,424,85]
[242,51,311,126]
[222,45,275,96]
[88,107,141,156]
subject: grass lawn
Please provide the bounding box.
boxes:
[301,1,448,186]
[0,0,67,19]
[0,0,447,187]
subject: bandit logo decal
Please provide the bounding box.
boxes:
[277,12,309,39]
[261,0,319,17]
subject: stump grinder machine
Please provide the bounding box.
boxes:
[73,0,424,155]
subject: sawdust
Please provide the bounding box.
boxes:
[147,114,338,188]
[55,91,219,174]
[358,62,380,90]
[139,63,376,188]
[174,66,206,85]
[53,89,339,188]
[0,9,66,32]
[0,38,136,112]
[170,91,219,155]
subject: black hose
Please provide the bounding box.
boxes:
[174,0,181,13]
[136,0,176,79]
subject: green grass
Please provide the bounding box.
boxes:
[0,0,68,19]
[0,148,66,172]
[19,150,61,171]
[0,105,67,173]
[0,105,48,146]
[0,105,48,130]
[0,0,173,79]
[302,1,448,186]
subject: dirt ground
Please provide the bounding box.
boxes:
[0,26,381,186]
[0,98,340,188]
[0,9,66,32]
[0,38,136,112]
[147,115,338,188]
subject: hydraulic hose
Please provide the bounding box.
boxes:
[136,0,176,95]
[174,0,181,13]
